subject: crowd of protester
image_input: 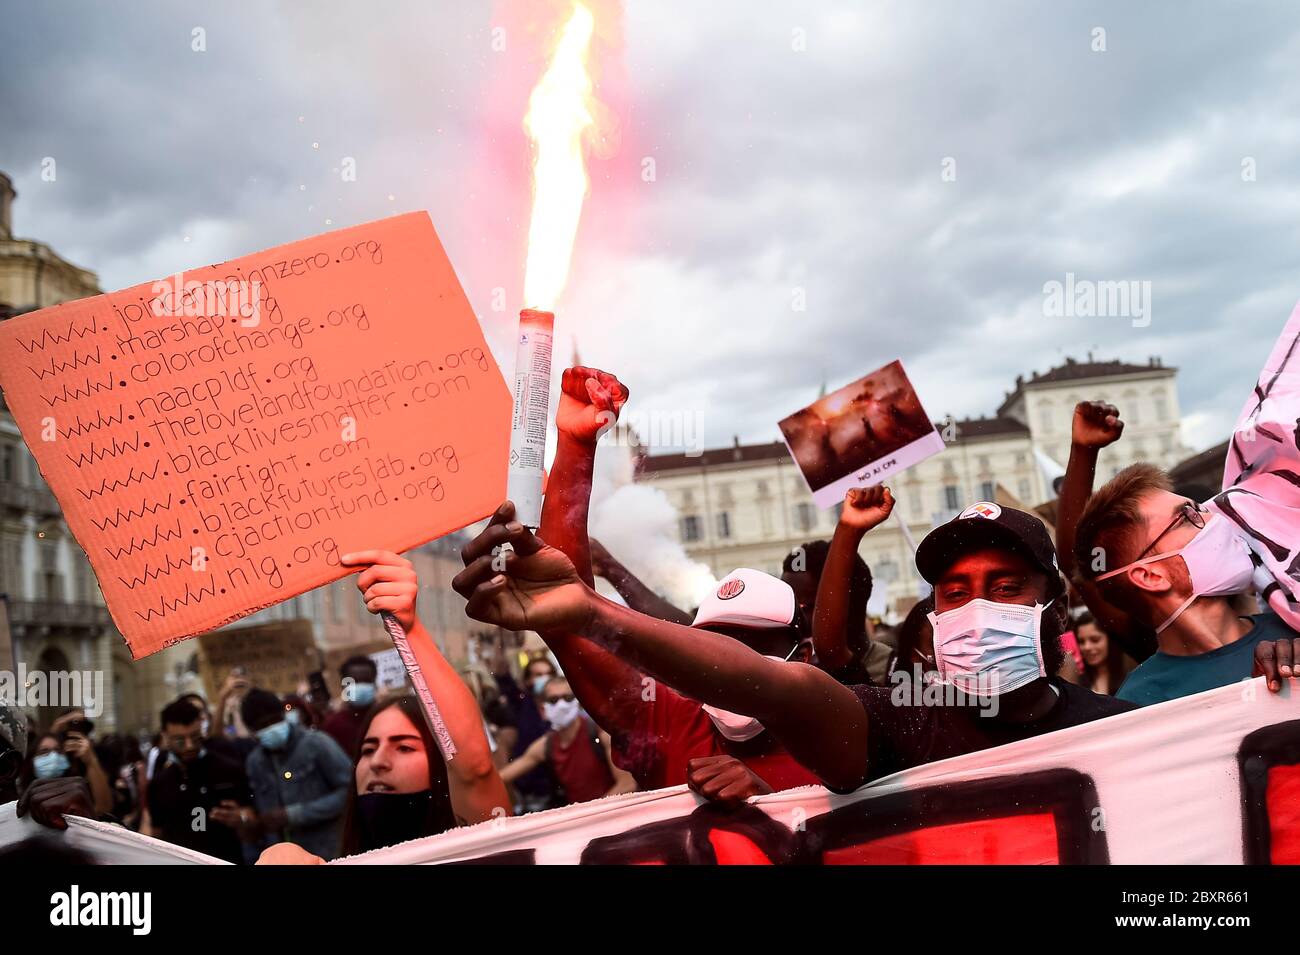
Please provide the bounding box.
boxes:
[3,368,1298,863]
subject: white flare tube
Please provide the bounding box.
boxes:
[506,308,555,528]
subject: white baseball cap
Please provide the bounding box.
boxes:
[691,568,797,630]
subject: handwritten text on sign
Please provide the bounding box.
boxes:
[0,213,511,657]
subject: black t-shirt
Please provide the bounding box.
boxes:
[147,747,251,864]
[847,677,1136,788]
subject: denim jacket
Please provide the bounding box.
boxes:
[245,726,353,860]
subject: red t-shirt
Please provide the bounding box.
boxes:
[611,685,821,793]
[548,719,614,805]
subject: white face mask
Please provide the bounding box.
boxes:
[543,697,581,731]
[1097,513,1255,634]
[702,652,796,742]
[927,598,1049,696]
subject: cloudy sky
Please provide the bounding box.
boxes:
[5,0,1300,456]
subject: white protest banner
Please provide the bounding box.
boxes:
[6,679,1293,864]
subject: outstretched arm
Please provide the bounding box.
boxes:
[813,487,893,671]
[534,367,651,739]
[454,509,871,792]
[599,730,638,796]
[499,735,548,786]
[590,538,693,625]
[342,549,512,824]
[1056,401,1155,662]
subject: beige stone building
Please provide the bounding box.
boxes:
[636,357,1192,618]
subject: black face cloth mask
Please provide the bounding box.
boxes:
[355,790,439,853]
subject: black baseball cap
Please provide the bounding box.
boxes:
[915,501,1064,594]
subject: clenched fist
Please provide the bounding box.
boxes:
[555,366,630,445]
[341,550,419,633]
[839,485,894,535]
[1072,401,1124,450]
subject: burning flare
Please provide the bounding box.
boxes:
[522,2,597,311]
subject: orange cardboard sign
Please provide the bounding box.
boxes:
[0,213,510,657]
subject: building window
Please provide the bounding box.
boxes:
[1015,451,1028,467]
[681,515,701,543]
[39,544,63,603]
[795,503,815,533]
[0,534,22,597]
[1,444,15,482]
[1124,390,1140,425]
[716,512,732,539]
[979,481,995,501]
[1155,393,1169,422]
[1018,478,1031,500]
[75,558,97,604]
[943,485,960,510]
[977,455,990,473]
[1038,402,1055,434]
[756,480,769,497]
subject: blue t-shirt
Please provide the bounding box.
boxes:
[1116,612,1293,706]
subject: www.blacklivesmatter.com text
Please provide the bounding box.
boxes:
[49,886,151,935]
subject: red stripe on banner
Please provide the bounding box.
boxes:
[822,812,1060,865]
[708,829,775,865]
[1267,764,1300,864]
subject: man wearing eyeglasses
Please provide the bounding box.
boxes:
[1073,460,1296,706]
[146,697,253,863]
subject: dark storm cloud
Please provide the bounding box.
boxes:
[4,0,1299,454]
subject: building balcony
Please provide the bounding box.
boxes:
[5,599,111,631]
[0,480,61,517]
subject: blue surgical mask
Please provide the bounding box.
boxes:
[928,598,1054,695]
[348,682,377,707]
[33,751,70,779]
[285,708,301,727]
[531,676,551,696]
[256,720,292,751]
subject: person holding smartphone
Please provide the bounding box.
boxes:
[26,719,113,818]
[146,698,254,864]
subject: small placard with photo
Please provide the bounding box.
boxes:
[778,360,945,507]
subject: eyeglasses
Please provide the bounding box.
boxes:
[1134,501,1206,561]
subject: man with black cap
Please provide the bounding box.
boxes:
[241,687,353,860]
[453,487,1135,792]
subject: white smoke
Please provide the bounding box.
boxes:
[588,432,717,611]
